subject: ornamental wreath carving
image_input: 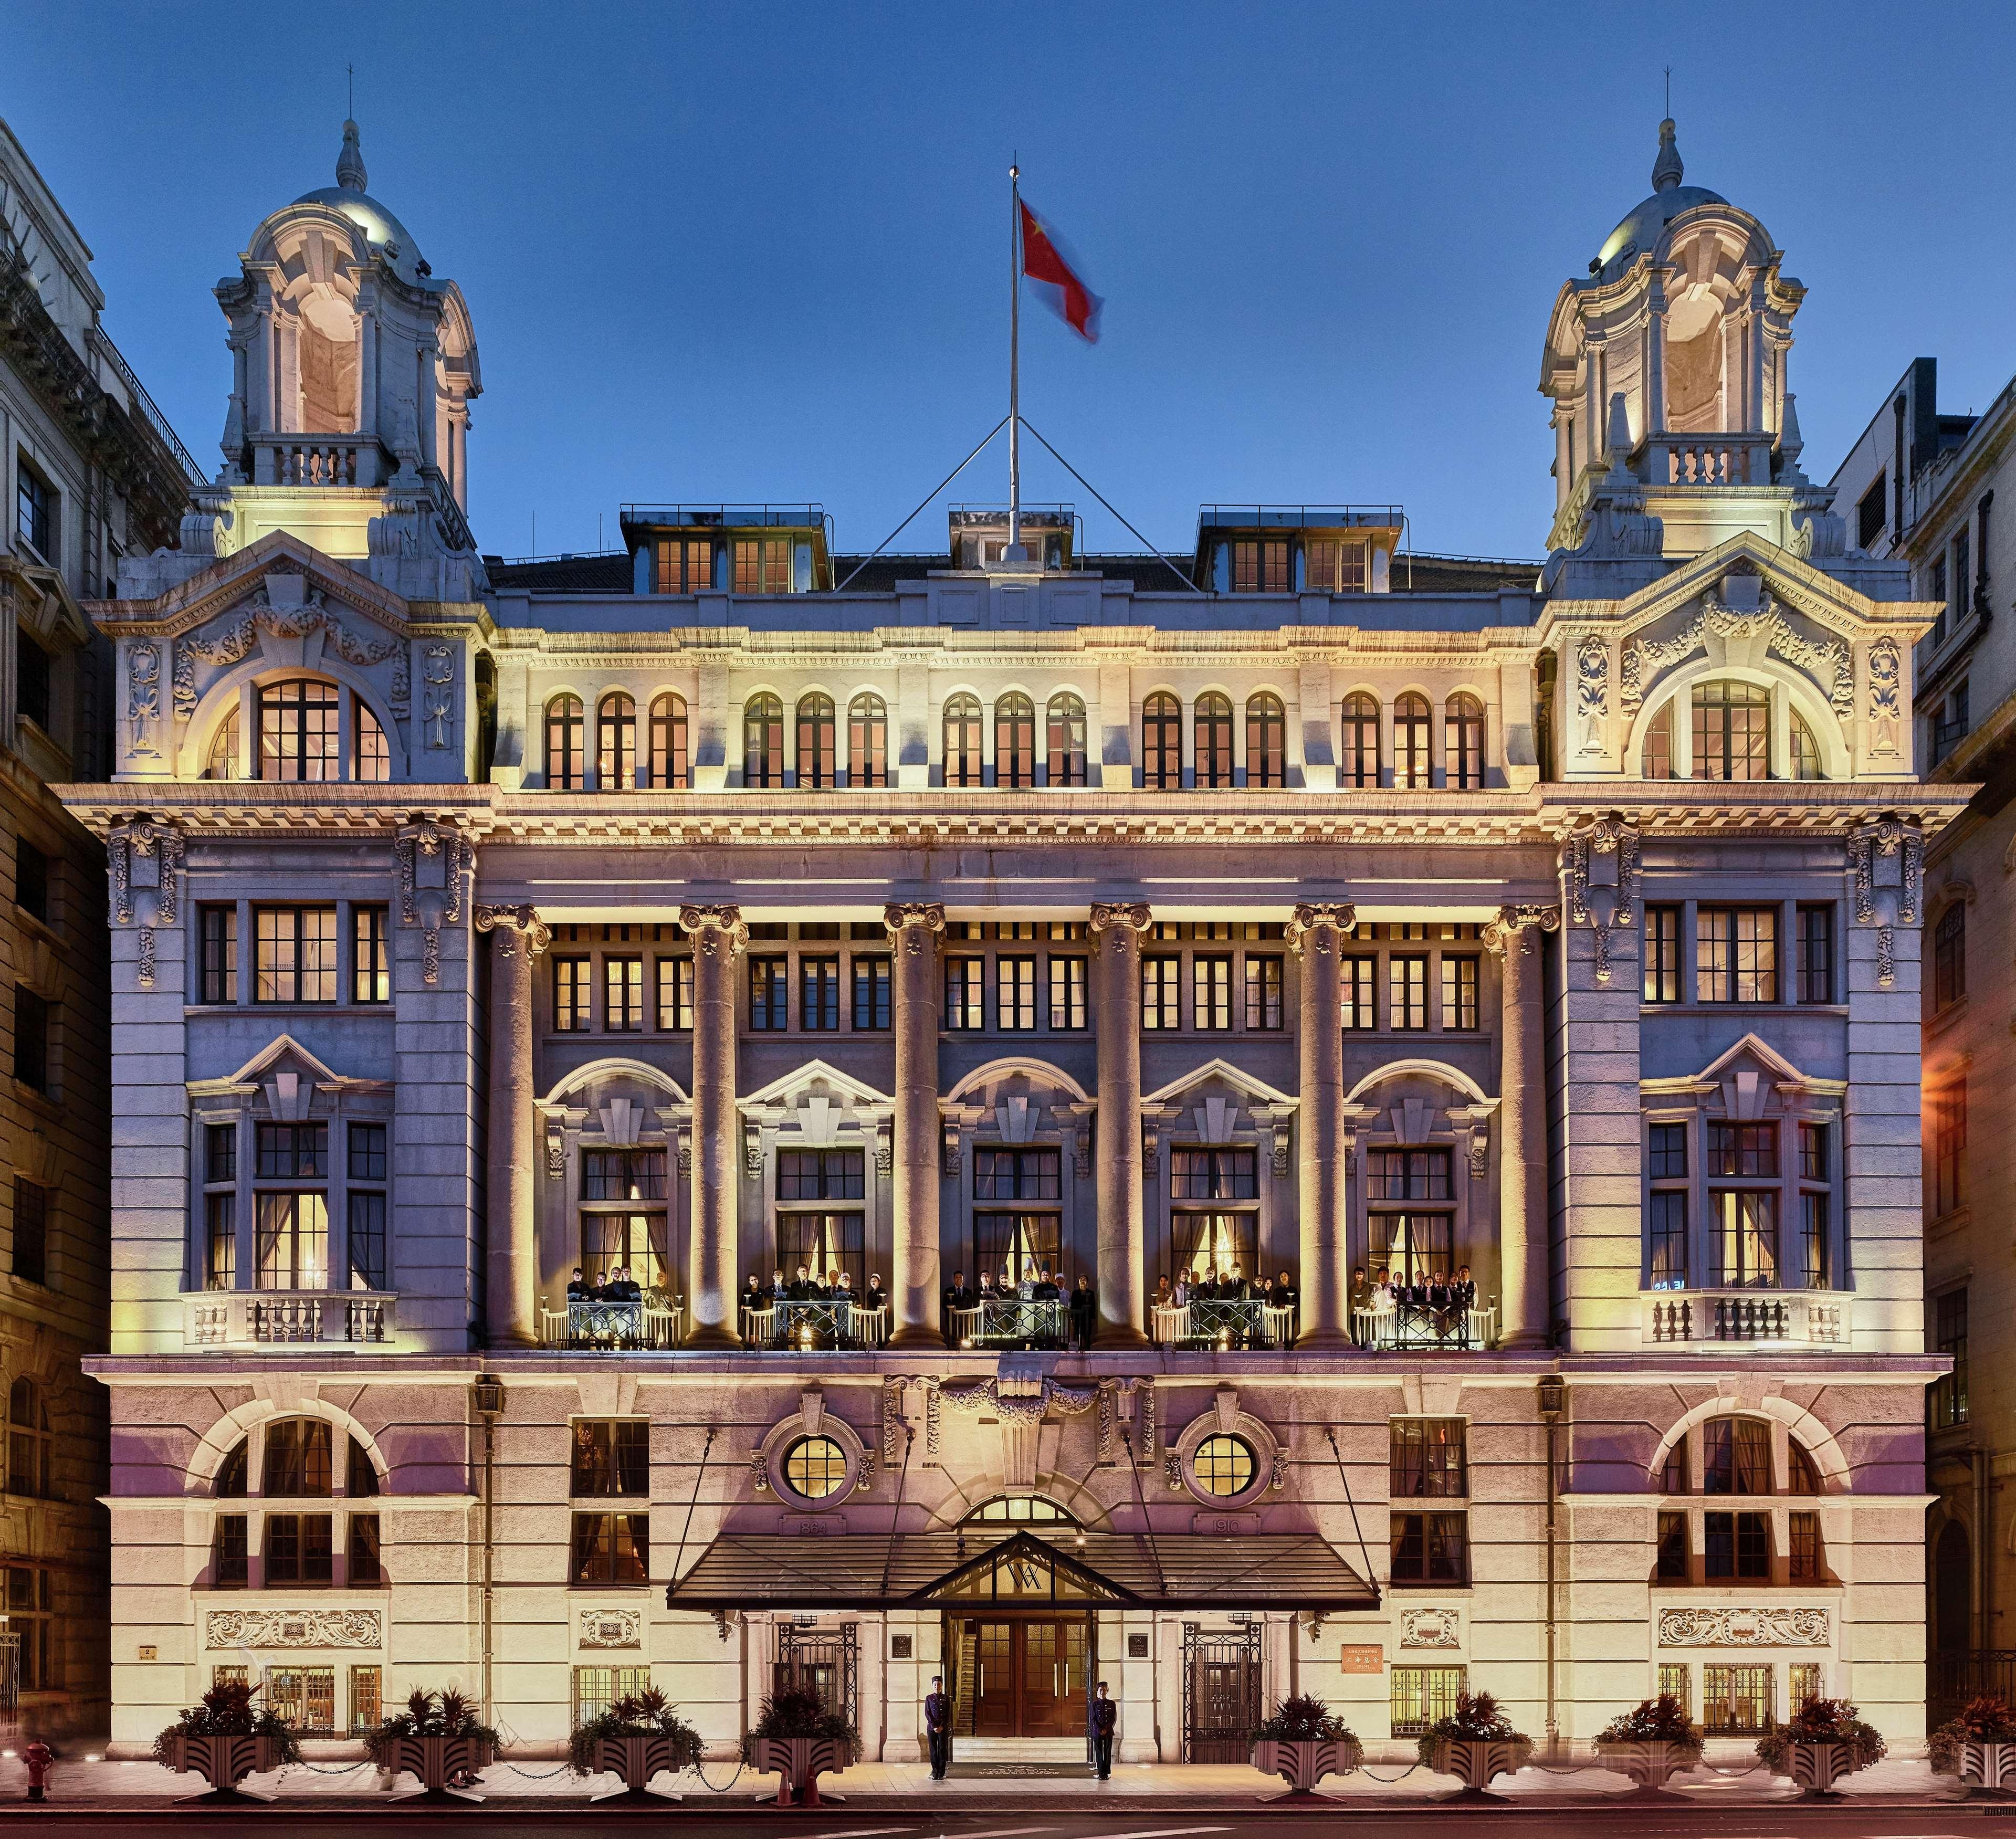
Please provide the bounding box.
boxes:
[579,1607,643,1649]
[170,584,401,724]
[206,1608,383,1649]
[1656,1606,1829,1647]
[1400,1607,1462,1649]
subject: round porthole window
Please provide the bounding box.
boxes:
[1193,1433,1256,1498]
[783,1434,849,1501]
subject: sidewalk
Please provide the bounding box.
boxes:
[0,1749,1968,1810]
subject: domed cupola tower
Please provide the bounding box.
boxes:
[1539,119,1842,591]
[192,120,484,597]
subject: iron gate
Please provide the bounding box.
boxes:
[1181,1620,1263,1762]
[775,1622,859,1731]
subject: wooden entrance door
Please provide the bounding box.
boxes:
[960,1616,1086,1738]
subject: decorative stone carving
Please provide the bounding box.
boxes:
[1141,1129,1159,1176]
[579,1607,642,1649]
[1560,817,1639,984]
[1621,593,1853,730]
[1073,1125,1091,1178]
[1286,901,1355,955]
[172,583,402,730]
[681,904,750,958]
[1468,1131,1489,1180]
[206,1608,382,1649]
[545,1122,565,1180]
[1574,633,1609,752]
[1089,901,1152,951]
[1272,1123,1293,1180]
[397,819,472,984]
[127,643,162,757]
[109,818,184,990]
[422,644,456,748]
[873,1128,892,1176]
[881,901,947,951]
[1400,1607,1462,1649]
[1866,636,1902,755]
[1482,903,1560,955]
[1656,1606,1829,1647]
[473,902,552,960]
[1848,817,1923,989]
[744,1126,764,1177]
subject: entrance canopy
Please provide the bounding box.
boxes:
[665,1526,1377,1613]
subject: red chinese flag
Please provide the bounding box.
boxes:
[1020,199,1103,344]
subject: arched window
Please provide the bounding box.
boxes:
[1641,700,1675,779]
[1445,694,1484,789]
[1787,1442,1820,1496]
[597,692,636,790]
[348,1434,381,1497]
[743,694,785,787]
[1245,693,1286,789]
[261,1417,334,1496]
[7,1376,50,1497]
[257,678,341,781]
[848,693,888,787]
[355,703,390,782]
[546,694,585,789]
[1046,692,1087,786]
[1142,691,1182,790]
[962,1495,1078,1526]
[648,693,688,789]
[1692,680,1769,781]
[943,693,983,787]
[1790,708,1823,781]
[796,693,836,788]
[1195,693,1234,787]
[1340,692,1379,788]
[215,1438,249,1498]
[206,707,242,780]
[995,693,1036,788]
[1394,692,1431,788]
[1701,1416,1772,1494]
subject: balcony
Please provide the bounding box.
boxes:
[1351,1302,1498,1351]
[184,1290,396,1348]
[1152,1298,1298,1350]
[538,1298,684,1350]
[743,1299,888,1351]
[249,434,389,488]
[1643,1289,1850,1348]
[949,1297,1068,1349]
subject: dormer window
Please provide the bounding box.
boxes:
[654,538,711,594]
[1232,541,1291,593]
[734,538,795,595]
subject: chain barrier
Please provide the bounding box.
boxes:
[689,1758,750,1793]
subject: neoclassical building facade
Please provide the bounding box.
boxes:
[70,121,1954,1760]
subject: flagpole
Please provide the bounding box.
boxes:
[1008,161,1023,559]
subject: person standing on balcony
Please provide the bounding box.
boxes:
[1070,1275,1097,1350]
[946,1271,975,1315]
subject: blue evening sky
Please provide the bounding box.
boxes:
[8,1,2014,565]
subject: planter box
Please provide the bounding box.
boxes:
[1426,1737,1531,1795]
[1594,1739,1702,1792]
[161,1730,275,1796]
[1251,1736,1363,1795]
[384,1731,496,1796]
[1785,1740,1866,1797]
[595,1731,690,1799]
[749,1734,850,1807]
[1964,1741,2016,1793]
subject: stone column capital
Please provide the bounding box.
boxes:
[1484,904,1561,954]
[680,903,749,958]
[883,901,947,949]
[1089,901,1152,948]
[474,902,551,958]
[1287,902,1356,955]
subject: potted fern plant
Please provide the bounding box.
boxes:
[1593,1694,1703,1795]
[1929,1694,2016,1795]
[1756,1696,1885,1799]
[1249,1693,1362,1798]
[1418,1689,1533,1798]
[365,1687,500,1800]
[743,1685,862,1807]
[154,1677,302,1801]
[570,1687,703,1801]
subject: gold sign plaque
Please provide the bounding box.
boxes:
[1339,1644,1384,1674]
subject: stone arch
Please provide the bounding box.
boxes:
[1646,1394,1849,1493]
[944,1056,1090,1106]
[1346,1058,1489,1106]
[184,1394,388,1496]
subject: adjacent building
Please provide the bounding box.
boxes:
[0,115,196,1736]
[72,119,1955,1762]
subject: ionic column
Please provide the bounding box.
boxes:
[1090,902,1151,1346]
[682,903,748,1348]
[885,901,947,1346]
[1486,903,1560,1349]
[474,903,551,1347]
[1288,901,1354,1348]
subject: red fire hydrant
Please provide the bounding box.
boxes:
[23,1740,52,1802]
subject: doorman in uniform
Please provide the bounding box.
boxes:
[1090,1679,1116,1779]
[924,1673,952,1780]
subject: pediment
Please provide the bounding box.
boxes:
[187,1033,387,1118]
[914,1531,1127,1606]
[1603,534,1887,645]
[741,1058,892,1112]
[542,1056,689,1111]
[1143,1057,1297,1115]
[102,530,415,640]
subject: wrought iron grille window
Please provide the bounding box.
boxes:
[1389,1665,1465,1736]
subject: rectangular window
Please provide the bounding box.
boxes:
[348,1192,386,1291]
[582,1149,668,1201]
[205,1191,236,1290]
[1048,956,1087,1029]
[11,1178,46,1286]
[850,955,890,1029]
[1648,1190,1687,1288]
[1648,1123,1688,1179]
[1658,1663,1690,1716]
[944,957,984,1029]
[1656,1511,1689,1580]
[733,537,793,595]
[1243,955,1283,1029]
[1142,956,1182,1030]
[749,957,789,1031]
[552,957,591,1031]
[1704,1511,1770,1581]
[1388,955,1428,1030]
[1799,1191,1830,1291]
[1366,1149,1453,1201]
[16,629,48,733]
[1644,904,1681,1003]
[1193,956,1232,1030]
[350,906,390,1004]
[653,536,711,594]
[1707,1122,1777,1178]
[1932,1078,1966,1216]
[1709,1190,1778,1288]
[201,906,238,1004]
[997,957,1037,1031]
[776,1148,865,1200]
[1703,1416,1773,1495]
[255,1121,328,1180]
[14,986,49,1092]
[255,1193,328,1291]
[265,1665,336,1733]
[1696,908,1777,1003]
[265,1512,335,1586]
[570,1420,649,1497]
[347,1515,382,1585]
[347,1119,386,1180]
[213,1515,249,1588]
[1703,1665,1773,1735]
[1390,1511,1469,1585]
[1342,957,1377,1029]
[574,1664,653,1731]
[799,956,840,1031]
[604,957,644,1032]
[1169,1148,1257,1201]
[570,1511,649,1584]
[655,956,692,1030]
[1934,902,1966,1010]
[1438,955,1479,1031]
[973,1148,1060,1202]
[349,1663,383,1732]
[14,837,47,924]
[1933,1288,1969,1428]
[16,460,54,558]
[1797,905,1834,1004]
[1390,1419,1467,1498]
[253,906,339,1004]
[1858,478,1887,551]
[1389,1665,1466,1737]
[1788,1512,1821,1582]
